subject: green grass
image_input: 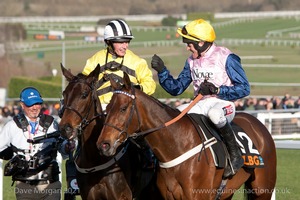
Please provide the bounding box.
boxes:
[2,159,69,200]
[232,148,300,200]
[2,148,299,199]
[215,18,300,39]
[20,42,300,98]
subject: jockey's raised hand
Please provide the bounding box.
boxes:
[151,54,165,73]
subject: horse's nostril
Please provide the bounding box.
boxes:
[102,143,110,151]
[65,126,73,133]
[59,124,74,139]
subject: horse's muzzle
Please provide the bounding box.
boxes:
[59,124,75,140]
[97,141,115,157]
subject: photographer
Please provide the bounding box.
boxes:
[0,87,74,200]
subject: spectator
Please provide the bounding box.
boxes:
[2,106,12,118]
[11,105,21,117]
[234,99,246,111]
[0,87,74,200]
[255,98,268,110]
[272,96,283,109]
[294,96,300,108]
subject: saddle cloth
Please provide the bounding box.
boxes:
[188,114,264,169]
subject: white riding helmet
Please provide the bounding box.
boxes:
[104,19,134,42]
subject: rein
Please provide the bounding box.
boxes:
[103,88,225,170]
[104,89,211,168]
[107,91,203,139]
[134,93,203,138]
[75,142,130,173]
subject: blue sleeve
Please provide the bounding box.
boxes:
[218,54,250,101]
[157,60,192,96]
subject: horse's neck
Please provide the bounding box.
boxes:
[79,119,104,164]
[139,98,202,162]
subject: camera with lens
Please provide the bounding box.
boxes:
[4,155,28,176]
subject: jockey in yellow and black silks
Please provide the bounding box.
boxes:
[82,19,156,108]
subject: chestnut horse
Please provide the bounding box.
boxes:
[96,73,276,200]
[59,65,162,200]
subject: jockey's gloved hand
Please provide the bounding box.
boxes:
[65,139,76,154]
[198,80,219,95]
[151,54,165,73]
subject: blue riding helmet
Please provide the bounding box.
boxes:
[20,87,43,107]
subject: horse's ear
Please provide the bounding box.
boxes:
[61,63,74,81]
[88,64,100,80]
[110,74,119,90]
[93,87,103,114]
[123,72,131,90]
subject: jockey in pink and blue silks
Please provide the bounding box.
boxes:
[151,19,250,178]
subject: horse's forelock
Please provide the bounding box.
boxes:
[77,73,86,79]
[68,73,85,84]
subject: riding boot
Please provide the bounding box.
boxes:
[219,122,244,178]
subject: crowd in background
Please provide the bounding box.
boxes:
[0,103,60,131]
[234,94,300,111]
[164,93,300,111]
[1,94,300,131]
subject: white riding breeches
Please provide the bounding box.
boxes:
[177,97,235,128]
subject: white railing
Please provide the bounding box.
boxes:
[244,109,300,139]
[215,11,300,19]
[219,38,300,47]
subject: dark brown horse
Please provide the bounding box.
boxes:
[96,72,277,200]
[59,65,162,200]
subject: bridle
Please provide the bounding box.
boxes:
[62,78,104,137]
[103,88,169,149]
[103,88,142,148]
[62,76,131,173]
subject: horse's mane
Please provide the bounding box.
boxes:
[138,89,180,114]
[68,73,88,83]
[76,73,86,79]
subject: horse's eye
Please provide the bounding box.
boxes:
[120,106,127,113]
[81,91,89,98]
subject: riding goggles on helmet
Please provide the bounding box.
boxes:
[180,25,202,42]
[177,19,216,43]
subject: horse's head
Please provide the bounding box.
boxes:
[59,64,103,140]
[97,72,141,156]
